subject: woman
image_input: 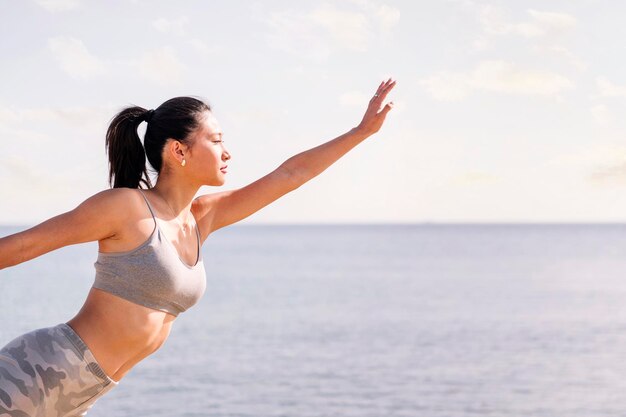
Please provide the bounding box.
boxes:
[0,78,396,416]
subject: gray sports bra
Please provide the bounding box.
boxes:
[92,189,206,316]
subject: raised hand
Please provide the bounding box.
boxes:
[356,78,396,137]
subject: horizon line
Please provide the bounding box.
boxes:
[4,221,626,228]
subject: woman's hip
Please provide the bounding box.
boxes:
[0,322,118,416]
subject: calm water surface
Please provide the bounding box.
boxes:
[2,224,626,416]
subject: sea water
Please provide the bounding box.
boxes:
[2,224,626,417]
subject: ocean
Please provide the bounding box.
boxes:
[2,224,626,416]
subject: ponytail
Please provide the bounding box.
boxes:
[105,106,153,189]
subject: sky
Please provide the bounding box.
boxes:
[2,0,626,225]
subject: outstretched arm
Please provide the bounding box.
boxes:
[192,79,397,237]
[0,188,133,270]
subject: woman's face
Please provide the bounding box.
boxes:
[187,111,231,186]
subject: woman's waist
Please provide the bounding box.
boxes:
[66,288,176,381]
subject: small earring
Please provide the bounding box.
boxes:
[181,159,186,167]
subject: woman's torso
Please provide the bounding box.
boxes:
[67,189,204,382]
[66,288,176,382]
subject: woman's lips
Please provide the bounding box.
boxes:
[220,165,228,173]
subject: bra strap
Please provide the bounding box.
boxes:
[139,189,201,259]
[193,216,202,258]
[137,189,157,222]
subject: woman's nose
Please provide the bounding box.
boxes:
[222,148,231,161]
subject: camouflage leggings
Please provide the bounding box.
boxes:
[0,323,118,416]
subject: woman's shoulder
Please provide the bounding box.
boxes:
[89,187,145,205]
[81,188,150,225]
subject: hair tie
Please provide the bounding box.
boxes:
[144,109,155,123]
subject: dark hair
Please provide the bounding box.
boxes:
[105,97,211,188]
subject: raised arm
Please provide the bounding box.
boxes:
[192,79,396,236]
[0,188,132,270]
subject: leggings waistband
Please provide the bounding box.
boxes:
[59,323,118,386]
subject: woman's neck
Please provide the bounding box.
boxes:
[149,177,199,215]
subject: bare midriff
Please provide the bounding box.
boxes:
[66,287,176,383]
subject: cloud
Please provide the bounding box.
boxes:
[419,72,473,101]
[535,45,587,71]
[443,0,477,7]
[266,2,400,61]
[473,61,573,95]
[472,36,490,51]
[0,104,113,124]
[35,0,80,12]
[0,126,51,144]
[47,36,190,86]
[339,91,370,107]
[590,163,626,185]
[451,171,501,185]
[266,7,366,60]
[136,47,185,85]
[550,144,626,173]
[48,36,106,79]
[188,38,224,57]
[553,145,626,167]
[479,6,576,38]
[371,3,401,33]
[475,7,584,70]
[527,10,577,33]
[0,104,116,150]
[334,0,400,34]
[551,145,626,185]
[189,39,209,55]
[419,60,573,101]
[596,77,626,98]
[309,5,369,51]
[0,156,48,187]
[152,16,189,36]
[590,104,612,126]
[0,107,57,124]
[266,11,329,61]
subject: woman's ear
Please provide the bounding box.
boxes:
[166,139,188,164]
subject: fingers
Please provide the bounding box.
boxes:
[371,78,397,104]
[376,78,395,95]
[380,102,394,118]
